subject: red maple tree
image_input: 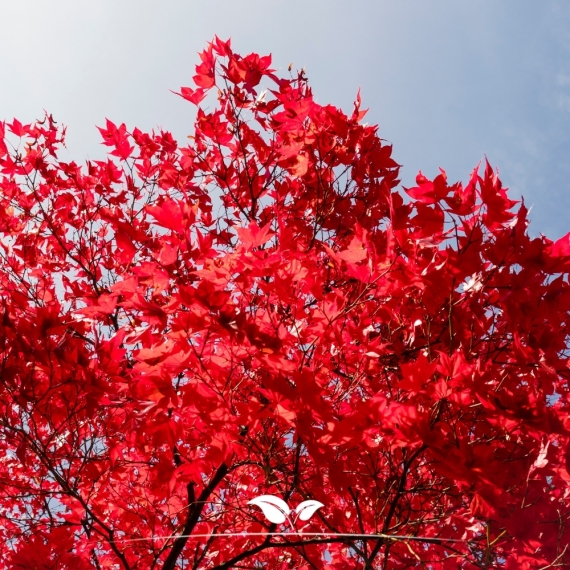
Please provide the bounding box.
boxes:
[0,37,569,569]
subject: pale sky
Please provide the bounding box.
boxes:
[1,1,570,237]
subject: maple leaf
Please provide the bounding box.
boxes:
[236,221,274,249]
[146,197,185,233]
[173,86,207,106]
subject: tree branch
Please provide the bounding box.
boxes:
[162,462,228,570]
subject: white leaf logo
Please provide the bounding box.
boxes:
[247,495,291,524]
[294,500,324,522]
[248,495,324,526]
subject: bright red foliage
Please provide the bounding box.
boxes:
[0,37,569,569]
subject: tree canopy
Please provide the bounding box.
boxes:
[0,37,569,569]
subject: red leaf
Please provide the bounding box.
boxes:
[146,198,185,233]
[399,352,437,391]
[236,221,274,249]
[174,86,207,105]
[405,169,450,204]
[8,118,27,137]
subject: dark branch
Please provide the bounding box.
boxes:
[162,462,228,570]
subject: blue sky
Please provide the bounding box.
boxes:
[1,1,569,237]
